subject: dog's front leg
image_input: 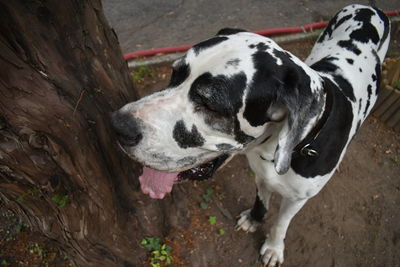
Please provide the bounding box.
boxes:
[236,175,272,232]
[261,197,307,267]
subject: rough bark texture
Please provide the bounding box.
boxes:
[0,0,156,265]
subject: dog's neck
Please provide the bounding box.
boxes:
[292,76,333,158]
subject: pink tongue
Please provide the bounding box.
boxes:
[138,167,179,199]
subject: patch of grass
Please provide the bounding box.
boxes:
[133,66,153,84]
[51,194,69,208]
[141,237,174,267]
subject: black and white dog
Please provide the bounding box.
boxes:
[112,5,390,266]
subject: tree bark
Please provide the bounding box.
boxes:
[0,0,156,265]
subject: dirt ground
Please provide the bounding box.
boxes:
[1,38,399,267]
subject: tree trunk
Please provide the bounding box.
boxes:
[0,0,163,265]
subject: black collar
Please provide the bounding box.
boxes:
[293,83,334,158]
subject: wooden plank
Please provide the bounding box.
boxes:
[373,88,399,118]
[380,90,400,122]
[372,86,393,114]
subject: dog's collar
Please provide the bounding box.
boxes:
[293,82,334,158]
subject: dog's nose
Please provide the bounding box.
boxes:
[111,111,143,147]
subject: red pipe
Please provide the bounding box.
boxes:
[124,9,400,61]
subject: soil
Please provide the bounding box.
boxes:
[1,38,399,267]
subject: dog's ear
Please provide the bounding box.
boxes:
[216,28,247,36]
[273,66,319,175]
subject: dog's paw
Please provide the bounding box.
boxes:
[260,240,284,267]
[235,209,260,233]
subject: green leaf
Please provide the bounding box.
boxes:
[208,216,217,225]
[218,228,225,235]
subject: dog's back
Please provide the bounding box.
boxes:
[305,4,390,134]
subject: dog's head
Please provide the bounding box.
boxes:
[112,29,323,197]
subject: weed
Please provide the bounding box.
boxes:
[133,66,153,84]
[208,216,217,225]
[141,237,173,267]
[200,188,214,209]
[218,228,225,235]
[51,194,69,208]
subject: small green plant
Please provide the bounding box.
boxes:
[200,188,214,209]
[218,228,225,235]
[133,66,153,84]
[51,194,69,208]
[208,216,217,225]
[141,237,173,267]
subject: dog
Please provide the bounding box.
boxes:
[111,4,390,266]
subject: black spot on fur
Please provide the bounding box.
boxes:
[249,44,255,49]
[256,42,269,51]
[217,28,247,36]
[350,8,379,44]
[192,36,228,55]
[358,99,362,114]
[226,58,241,67]
[372,74,377,81]
[346,58,354,64]
[250,192,267,222]
[189,72,253,144]
[169,63,190,87]
[332,75,355,102]
[372,7,390,50]
[363,84,373,117]
[173,120,205,148]
[337,40,361,55]
[216,143,234,151]
[359,68,363,72]
[373,59,381,95]
[335,14,353,30]
[317,11,352,43]
[189,72,247,118]
[291,78,353,177]
[310,57,339,73]
[317,12,339,43]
